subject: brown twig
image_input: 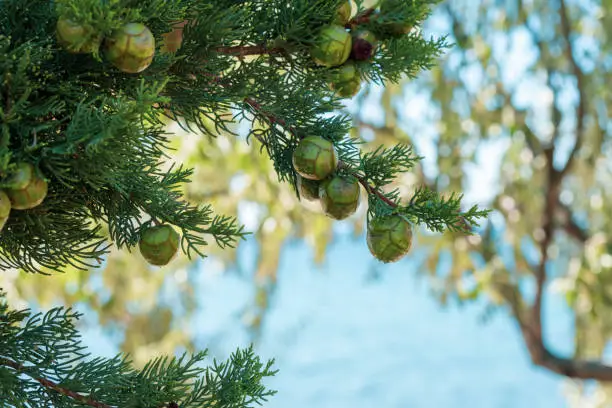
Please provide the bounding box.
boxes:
[338,160,397,208]
[1,357,113,408]
[216,44,284,57]
[346,8,376,29]
[559,203,589,243]
[243,97,298,137]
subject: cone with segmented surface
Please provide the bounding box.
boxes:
[56,18,101,54]
[331,77,361,98]
[105,23,155,73]
[139,224,180,266]
[297,175,321,201]
[329,62,361,98]
[319,175,360,220]
[334,1,352,25]
[292,136,338,180]
[311,25,352,67]
[331,61,358,83]
[0,190,11,232]
[367,215,413,263]
[6,163,48,210]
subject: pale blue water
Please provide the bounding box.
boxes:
[84,230,572,407]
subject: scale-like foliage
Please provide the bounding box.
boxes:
[0,291,277,407]
[0,0,487,273]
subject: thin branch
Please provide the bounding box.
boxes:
[558,0,586,178]
[0,357,113,408]
[346,8,375,29]
[338,160,398,208]
[559,203,589,243]
[216,44,284,57]
[243,97,299,138]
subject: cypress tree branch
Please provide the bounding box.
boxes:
[0,0,482,271]
[242,96,481,232]
[0,358,112,408]
[0,294,277,407]
[243,96,396,207]
[338,160,397,208]
[216,45,284,57]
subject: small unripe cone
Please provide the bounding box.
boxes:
[105,23,156,73]
[319,175,360,220]
[139,224,180,266]
[292,136,338,180]
[367,215,413,263]
[330,61,357,83]
[329,63,361,98]
[350,30,378,61]
[6,163,48,210]
[311,25,352,67]
[334,1,352,25]
[296,175,321,201]
[56,17,102,54]
[331,77,361,98]
[0,190,11,232]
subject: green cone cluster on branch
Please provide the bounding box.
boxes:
[312,0,414,99]
[292,135,412,263]
[291,0,468,263]
[0,0,487,274]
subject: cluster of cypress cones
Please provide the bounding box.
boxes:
[292,135,413,263]
[311,0,414,98]
[299,1,415,263]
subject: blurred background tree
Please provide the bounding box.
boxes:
[3,0,612,404]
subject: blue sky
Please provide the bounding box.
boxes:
[76,2,595,406]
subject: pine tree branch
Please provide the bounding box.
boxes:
[0,357,112,408]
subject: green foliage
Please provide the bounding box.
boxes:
[0,291,277,407]
[0,0,485,274]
